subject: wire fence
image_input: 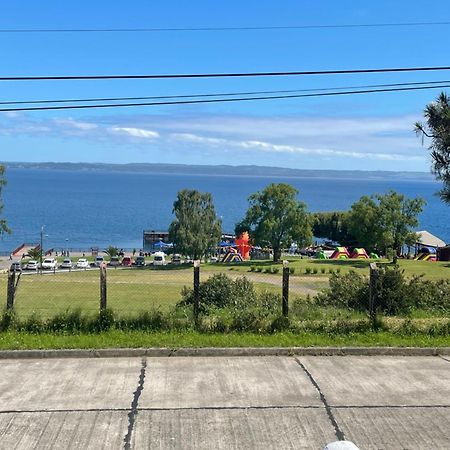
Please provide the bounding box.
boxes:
[4,261,295,320]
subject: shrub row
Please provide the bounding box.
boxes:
[316,265,450,315]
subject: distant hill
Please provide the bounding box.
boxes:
[3,161,434,181]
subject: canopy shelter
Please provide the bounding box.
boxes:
[416,231,445,248]
[153,240,173,249]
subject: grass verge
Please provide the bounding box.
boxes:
[0,330,449,350]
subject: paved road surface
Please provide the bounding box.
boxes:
[0,355,449,449]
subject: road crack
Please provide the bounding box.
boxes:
[294,357,345,441]
[123,357,147,450]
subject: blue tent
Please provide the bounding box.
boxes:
[219,240,235,247]
[154,240,173,249]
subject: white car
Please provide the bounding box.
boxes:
[95,256,104,267]
[41,258,57,270]
[26,260,39,270]
[76,258,90,268]
[153,252,167,266]
[60,258,73,269]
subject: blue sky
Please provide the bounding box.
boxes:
[1,0,449,171]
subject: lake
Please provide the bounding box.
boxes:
[1,168,448,252]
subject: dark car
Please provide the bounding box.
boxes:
[133,256,146,267]
[10,262,22,272]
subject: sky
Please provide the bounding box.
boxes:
[1,1,450,171]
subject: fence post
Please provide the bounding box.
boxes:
[369,262,379,325]
[282,260,289,317]
[193,260,200,324]
[100,263,107,311]
[6,269,15,310]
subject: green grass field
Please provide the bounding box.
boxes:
[3,258,449,319]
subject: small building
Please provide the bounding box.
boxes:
[143,230,170,252]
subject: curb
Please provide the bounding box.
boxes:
[0,347,449,359]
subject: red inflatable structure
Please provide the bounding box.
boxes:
[235,232,252,260]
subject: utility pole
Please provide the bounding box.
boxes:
[40,225,45,272]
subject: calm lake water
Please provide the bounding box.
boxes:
[1,168,448,252]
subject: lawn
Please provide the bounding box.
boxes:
[2,258,449,319]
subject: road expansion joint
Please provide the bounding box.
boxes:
[123,357,147,450]
[294,357,346,442]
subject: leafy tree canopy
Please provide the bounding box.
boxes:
[104,246,119,258]
[312,211,356,247]
[169,189,222,260]
[347,190,425,260]
[415,92,450,203]
[236,183,312,262]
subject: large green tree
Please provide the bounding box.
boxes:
[236,183,312,262]
[169,189,222,260]
[312,211,356,246]
[347,191,425,261]
[0,165,10,237]
[415,92,450,203]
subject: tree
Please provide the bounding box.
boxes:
[236,183,312,262]
[27,247,41,260]
[347,191,425,261]
[312,211,356,246]
[415,92,450,203]
[169,189,222,260]
[0,165,10,237]
[104,246,119,258]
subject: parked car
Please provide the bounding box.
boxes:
[60,258,73,269]
[171,254,182,265]
[76,258,90,269]
[133,256,146,267]
[10,262,22,272]
[26,260,39,271]
[41,258,57,270]
[153,252,166,266]
[108,256,121,267]
[122,256,133,266]
[95,255,104,267]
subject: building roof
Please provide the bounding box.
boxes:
[416,230,446,248]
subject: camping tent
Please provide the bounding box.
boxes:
[222,247,244,263]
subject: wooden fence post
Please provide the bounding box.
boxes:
[100,263,107,311]
[282,260,289,317]
[193,260,200,324]
[6,269,15,310]
[369,262,379,324]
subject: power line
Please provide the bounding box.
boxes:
[1,21,450,33]
[1,83,449,112]
[2,66,450,82]
[1,80,449,106]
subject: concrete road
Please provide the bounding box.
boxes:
[0,355,449,449]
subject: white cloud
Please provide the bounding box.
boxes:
[53,118,98,131]
[110,127,159,139]
[173,132,425,162]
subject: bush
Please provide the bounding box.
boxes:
[179,273,257,312]
[312,268,318,274]
[320,268,326,274]
[272,267,280,274]
[315,264,450,316]
[305,267,312,274]
[328,268,334,274]
[264,267,271,273]
[289,267,295,275]
[256,267,263,272]
[249,266,255,272]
